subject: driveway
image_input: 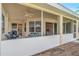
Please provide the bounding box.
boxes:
[34,40,79,56]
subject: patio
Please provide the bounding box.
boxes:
[34,40,79,56]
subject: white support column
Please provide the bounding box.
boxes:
[41,10,44,36]
[5,13,9,33]
[59,15,63,45]
[76,20,78,39]
[26,17,29,37]
[2,6,9,33]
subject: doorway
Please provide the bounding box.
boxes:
[12,23,23,37]
[18,24,23,37]
[46,22,53,35]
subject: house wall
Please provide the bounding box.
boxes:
[27,17,58,35]
[8,17,58,37]
[2,3,75,37]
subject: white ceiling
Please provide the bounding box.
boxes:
[2,3,58,20]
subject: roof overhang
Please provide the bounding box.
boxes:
[48,3,79,18]
[19,3,79,20]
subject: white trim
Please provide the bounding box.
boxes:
[48,3,79,18]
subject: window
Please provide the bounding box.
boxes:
[74,24,76,32]
[36,21,41,32]
[24,23,26,32]
[54,23,57,34]
[29,21,41,36]
[2,15,5,33]
[63,23,66,34]
[73,24,76,38]
[12,23,17,30]
[66,22,71,33]
[63,22,72,34]
[29,22,34,32]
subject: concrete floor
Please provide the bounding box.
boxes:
[34,41,79,56]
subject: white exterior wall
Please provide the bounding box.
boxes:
[1,33,76,56]
[1,35,60,56]
[63,33,76,44]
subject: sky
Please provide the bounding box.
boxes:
[62,3,79,14]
